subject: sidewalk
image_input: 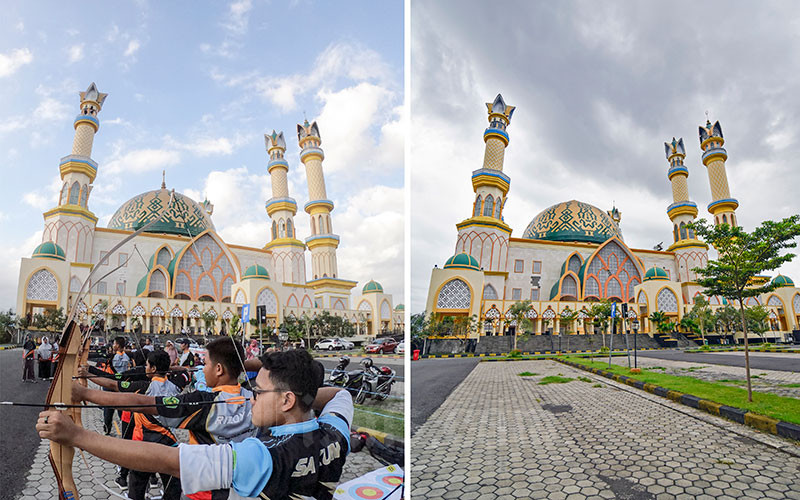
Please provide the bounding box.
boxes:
[411,359,800,499]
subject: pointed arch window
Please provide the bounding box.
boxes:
[80,185,88,207]
[722,214,728,225]
[568,254,582,274]
[174,234,237,302]
[148,269,167,298]
[494,197,502,218]
[436,279,471,310]
[271,221,277,240]
[483,195,494,217]
[657,288,678,312]
[60,182,69,205]
[156,247,172,268]
[483,284,498,300]
[287,219,293,238]
[310,217,316,235]
[473,195,482,217]
[279,220,286,238]
[679,222,687,240]
[561,275,578,300]
[583,240,642,301]
[68,181,80,205]
[673,225,679,242]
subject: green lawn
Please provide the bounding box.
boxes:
[538,375,574,385]
[563,356,800,425]
[353,405,404,437]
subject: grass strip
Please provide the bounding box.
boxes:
[563,356,800,425]
[353,405,404,437]
[538,375,574,385]
[518,371,538,377]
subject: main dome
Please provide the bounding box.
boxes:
[522,200,623,244]
[108,188,215,237]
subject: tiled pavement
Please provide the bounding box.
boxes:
[16,396,385,499]
[411,359,800,499]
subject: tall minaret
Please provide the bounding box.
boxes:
[42,83,108,263]
[664,137,708,296]
[699,119,738,226]
[297,120,339,280]
[454,94,515,272]
[264,131,306,284]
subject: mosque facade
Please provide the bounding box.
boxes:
[16,84,402,340]
[424,94,800,341]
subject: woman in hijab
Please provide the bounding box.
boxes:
[165,340,178,366]
[245,339,260,360]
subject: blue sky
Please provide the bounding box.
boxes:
[0,0,404,311]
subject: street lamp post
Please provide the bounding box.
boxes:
[632,319,640,368]
[279,324,288,351]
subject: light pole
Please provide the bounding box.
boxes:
[632,319,640,368]
[279,324,288,351]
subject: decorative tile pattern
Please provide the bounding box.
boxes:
[151,305,164,317]
[436,279,471,310]
[111,303,127,315]
[222,309,233,320]
[482,137,506,170]
[26,269,58,301]
[768,295,782,307]
[485,307,500,320]
[233,290,246,305]
[657,288,678,312]
[108,189,214,237]
[483,284,498,300]
[793,293,800,315]
[169,305,183,317]
[381,301,392,319]
[131,304,146,317]
[188,307,201,319]
[257,288,278,315]
[542,308,556,319]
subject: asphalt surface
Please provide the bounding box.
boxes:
[0,348,51,499]
[639,349,800,372]
[410,357,479,435]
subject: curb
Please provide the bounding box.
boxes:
[0,345,20,351]
[686,348,800,355]
[553,357,800,443]
[315,353,403,359]
[353,426,404,449]
[421,347,666,359]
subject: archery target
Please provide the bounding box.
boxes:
[376,474,403,488]
[347,483,387,499]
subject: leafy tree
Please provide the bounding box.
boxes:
[428,312,455,336]
[452,314,478,342]
[411,312,428,338]
[688,296,713,344]
[0,309,16,344]
[507,301,534,351]
[690,215,800,401]
[201,311,217,334]
[648,311,668,332]
[678,316,699,335]
[561,309,579,335]
[714,305,738,335]
[744,305,770,343]
[588,301,612,347]
[33,312,48,331]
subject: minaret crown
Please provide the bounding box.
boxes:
[297,120,321,148]
[266,130,286,160]
[78,82,108,116]
[699,119,724,149]
[485,94,515,130]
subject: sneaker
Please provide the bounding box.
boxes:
[115,475,128,490]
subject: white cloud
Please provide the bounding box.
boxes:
[0,48,33,77]
[104,148,182,175]
[124,39,141,57]
[222,0,253,35]
[22,175,63,211]
[165,133,253,157]
[16,21,24,32]
[67,44,84,63]
[33,97,71,122]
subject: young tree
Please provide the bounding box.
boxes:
[0,309,16,344]
[507,300,535,351]
[688,296,713,344]
[690,215,800,402]
[411,312,428,338]
[744,305,770,343]
[589,301,612,348]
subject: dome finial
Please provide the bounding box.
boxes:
[161,170,166,189]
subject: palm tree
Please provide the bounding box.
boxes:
[648,311,668,334]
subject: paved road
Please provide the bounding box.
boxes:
[0,348,51,499]
[639,349,800,372]
[411,359,800,499]
[410,357,479,435]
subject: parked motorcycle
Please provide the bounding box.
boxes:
[328,356,396,404]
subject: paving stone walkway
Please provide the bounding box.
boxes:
[609,353,800,398]
[15,387,385,499]
[411,359,800,499]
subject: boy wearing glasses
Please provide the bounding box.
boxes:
[38,349,353,499]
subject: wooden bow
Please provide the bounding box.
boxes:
[45,191,175,499]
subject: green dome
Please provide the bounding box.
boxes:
[242,264,269,280]
[772,274,794,287]
[394,304,404,311]
[443,253,480,271]
[108,188,215,237]
[363,280,383,294]
[523,200,624,244]
[644,266,669,281]
[32,241,66,261]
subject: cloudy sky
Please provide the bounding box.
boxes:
[0,1,403,311]
[410,0,800,313]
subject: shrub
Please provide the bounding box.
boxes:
[508,349,522,358]
[599,346,610,353]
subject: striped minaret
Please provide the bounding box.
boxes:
[42,83,107,263]
[264,130,306,284]
[699,119,739,226]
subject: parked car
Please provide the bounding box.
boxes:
[364,338,398,354]
[395,341,405,354]
[335,338,355,350]
[315,338,344,351]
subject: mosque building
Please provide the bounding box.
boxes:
[424,94,800,342]
[16,83,402,340]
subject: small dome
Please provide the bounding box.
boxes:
[363,280,383,294]
[32,241,66,261]
[444,253,480,271]
[394,304,404,311]
[772,275,794,287]
[644,266,669,281]
[242,264,269,280]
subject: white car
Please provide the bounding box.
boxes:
[395,341,405,354]
[335,338,355,350]
[314,338,343,351]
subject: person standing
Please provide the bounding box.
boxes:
[50,341,60,379]
[177,339,195,369]
[22,336,37,382]
[142,338,155,353]
[101,337,131,435]
[165,340,178,366]
[37,336,53,380]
